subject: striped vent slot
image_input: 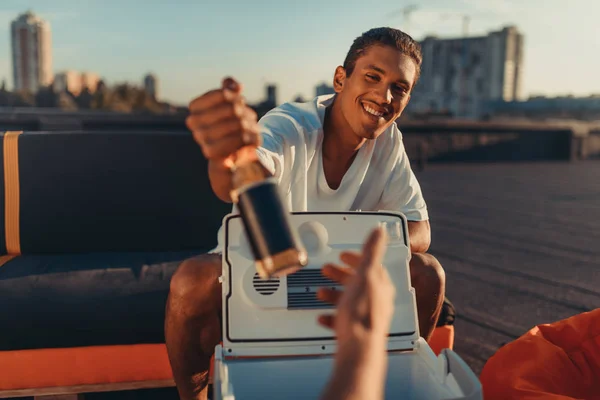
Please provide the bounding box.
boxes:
[252,273,280,295]
[287,268,342,310]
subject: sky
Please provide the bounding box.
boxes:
[0,0,598,106]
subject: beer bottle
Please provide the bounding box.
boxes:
[229,148,308,279]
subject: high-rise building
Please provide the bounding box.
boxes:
[252,84,278,118]
[144,73,158,98]
[11,10,53,93]
[315,83,334,97]
[410,25,524,118]
[266,84,277,106]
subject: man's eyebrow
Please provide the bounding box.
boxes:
[365,64,386,74]
[365,64,411,87]
[396,78,411,88]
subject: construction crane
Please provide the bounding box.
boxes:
[387,4,419,34]
[440,12,471,36]
[462,15,471,36]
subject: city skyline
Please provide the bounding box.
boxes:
[0,0,598,106]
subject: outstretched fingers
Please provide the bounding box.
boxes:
[321,263,353,285]
[317,314,336,330]
[358,227,389,275]
[339,251,362,269]
[317,286,342,305]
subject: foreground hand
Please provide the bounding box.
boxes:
[186,77,261,167]
[317,227,396,345]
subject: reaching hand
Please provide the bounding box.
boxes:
[317,226,396,346]
[317,226,396,400]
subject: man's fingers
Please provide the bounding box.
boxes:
[321,263,353,285]
[317,314,336,330]
[194,131,258,160]
[188,77,244,113]
[187,99,251,130]
[191,116,261,159]
[188,107,259,143]
[189,89,231,112]
[317,287,343,305]
[192,129,248,160]
[186,77,261,162]
[359,227,389,274]
[222,76,243,94]
[382,268,397,299]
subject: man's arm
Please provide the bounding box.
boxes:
[377,137,431,250]
[408,220,431,253]
[319,337,388,400]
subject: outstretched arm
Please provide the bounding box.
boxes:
[320,336,388,400]
[317,227,395,400]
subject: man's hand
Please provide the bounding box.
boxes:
[186,77,262,202]
[317,227,396,345]
[187,77,261,164]
[317,227,395,400]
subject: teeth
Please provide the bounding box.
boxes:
[363,103,384,117]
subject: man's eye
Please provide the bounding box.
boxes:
[365,74,378,81]
[393,85,408,94]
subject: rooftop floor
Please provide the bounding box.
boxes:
[418,161,600,375]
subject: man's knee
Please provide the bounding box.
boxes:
[168,253,222,317]
[409,253,446,293]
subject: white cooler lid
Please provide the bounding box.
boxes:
[221,211,421,357]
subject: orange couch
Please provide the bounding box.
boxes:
[0,326,454,397]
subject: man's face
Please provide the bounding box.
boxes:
[334,45,417,140]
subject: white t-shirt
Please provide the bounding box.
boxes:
[210,94,428,253]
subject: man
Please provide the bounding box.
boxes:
[165,27,446,400]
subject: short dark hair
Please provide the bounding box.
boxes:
[343,27,422,86]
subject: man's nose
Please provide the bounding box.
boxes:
[374,84,393,104]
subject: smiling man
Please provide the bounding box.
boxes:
[165,27,446,400]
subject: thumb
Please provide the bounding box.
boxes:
[222,76,243,94]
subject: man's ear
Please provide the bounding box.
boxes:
[333,66,346,93]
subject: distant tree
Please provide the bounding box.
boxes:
[35,85,58,107]
[21,78,177,114]
[75,87,93,109]
[56,92,78,111]
[99,82,166,114]
[91,80,111,110]
[13,90,35,107]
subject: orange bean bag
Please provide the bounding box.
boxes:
[480,308,600,400]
